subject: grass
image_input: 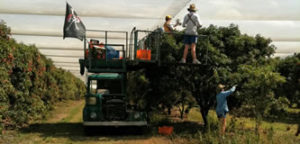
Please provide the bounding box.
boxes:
[176,107,300,144]
[60,101,84,123]
[0,100,299,144]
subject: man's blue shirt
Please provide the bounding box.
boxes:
[216,86,236,115]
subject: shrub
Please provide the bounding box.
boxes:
[0,22,86,130]
[264,96,290,117]
[276,53,300,107]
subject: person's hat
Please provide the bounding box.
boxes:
[166,15,172,20]
[218,84,225,89]
[187,4,197,12]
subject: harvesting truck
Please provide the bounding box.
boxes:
[79,29,206,134]
[79,29,152,134]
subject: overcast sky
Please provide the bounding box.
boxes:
[0,0,299,77]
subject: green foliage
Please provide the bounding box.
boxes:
[198,24,275,67]
[192,24,278,125]
[176,90,197,119]
[128,24,285,126]
[231,64,286,117]
[276,53,300,107]
[265,96,290,117]
[129,24,299,127]
[127,70,150,110]
[0,22,85,129]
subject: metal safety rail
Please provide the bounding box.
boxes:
[80,30,129,74]
[80,28,209,75]
[130,29,209,66]
[84,29,128,55]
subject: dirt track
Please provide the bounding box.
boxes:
[0,100,189,144]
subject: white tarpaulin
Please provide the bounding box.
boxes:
[0,0,299,80]
[0,0,191,80]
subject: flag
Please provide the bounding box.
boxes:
[63,3,86,41]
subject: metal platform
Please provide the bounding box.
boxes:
[80,29,208,75]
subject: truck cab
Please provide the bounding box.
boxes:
[83,73,147,128]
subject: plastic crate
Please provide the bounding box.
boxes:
[158,126,173,135]
[137,49,151,60]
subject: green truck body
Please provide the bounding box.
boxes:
[82,73,147,127]
[79,30,150,130]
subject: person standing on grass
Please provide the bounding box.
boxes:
[216,84,237,134]
[180,4,202,64]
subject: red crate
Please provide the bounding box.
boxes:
[158,126,173,135]
[136,49,151,60]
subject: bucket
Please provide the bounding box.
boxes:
[158,126,173,135]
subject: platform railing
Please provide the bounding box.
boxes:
[84,29,128,60]
[131,29,209,65]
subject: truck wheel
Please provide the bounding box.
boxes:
[84,126,93,136]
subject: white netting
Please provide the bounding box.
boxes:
[1,0,299,80]
[0,0,191,80]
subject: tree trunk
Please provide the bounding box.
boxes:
[167,107,171,115]
[200,108,209,127]
[180,108,184,120]
[181,100,185,119]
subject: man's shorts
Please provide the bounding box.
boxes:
[184,35,198,44]
[217,111,228,118]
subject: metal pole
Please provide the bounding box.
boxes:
[134,30,138,61]
[156,32,160,66]
[105,31,108,64]
[122,45,125,70]
[205,36,209,65]
[126,32,128,59]
[86,36,92,71]
[84,36,86,58]
[129,29,134,60]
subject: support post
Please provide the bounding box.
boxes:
[134,31,138,61]
[105,31,108,64]
[126,32,128,59]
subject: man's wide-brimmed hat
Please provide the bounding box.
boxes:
[187,4,197,12]
[218,84,225,89]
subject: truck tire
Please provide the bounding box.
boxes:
[84,126,93,136]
